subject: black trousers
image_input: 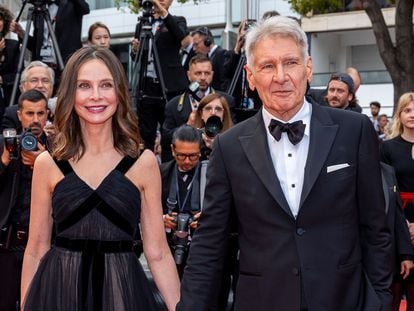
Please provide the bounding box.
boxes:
[0,249,24,311]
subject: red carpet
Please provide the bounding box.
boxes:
[400,299,406,310]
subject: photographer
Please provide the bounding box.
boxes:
[161,55,234,162]
[0,89,50,310]
[130,0,189,152]
[160,125,204,278]
[193,93,233,160]
[0,5,21,118]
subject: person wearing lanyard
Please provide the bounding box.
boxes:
[160,125,204,278]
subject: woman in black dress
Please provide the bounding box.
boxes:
[21,47,180,310]
[381,92,414,311]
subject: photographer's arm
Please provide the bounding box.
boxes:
[68,0,90,15]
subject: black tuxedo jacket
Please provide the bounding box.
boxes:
[29,0,90,63]
[178,103,392,311]
[132,14,188,95]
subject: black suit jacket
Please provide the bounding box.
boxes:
[132,14,188,95]
[0,39,20,110]
[178,103,392,311]
[210,46,230,92]
[28,0,90,63]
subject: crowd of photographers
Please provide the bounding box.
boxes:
[1,0,413,310]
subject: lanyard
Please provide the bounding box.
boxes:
[175,170,195,212]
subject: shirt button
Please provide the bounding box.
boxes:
[291,184,295,188]
[296,228,306,235]
[288,153,292,157]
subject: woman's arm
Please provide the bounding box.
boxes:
[134,150,180,311]
[21,152,56,307]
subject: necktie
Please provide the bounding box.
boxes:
[268,119,306,145]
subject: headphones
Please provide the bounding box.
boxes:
[195,27,213,47]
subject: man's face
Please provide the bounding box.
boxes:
[22,67,53,99]
[370,105,380,117]
[158,0,173,10]
[187,61,213,92]
[17,99,48,136]
[245,36,312,121]
[192,33,210,55]
[326,80,352,109]
[171,140,200,172]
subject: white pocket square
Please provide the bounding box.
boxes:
[327,163,350,173]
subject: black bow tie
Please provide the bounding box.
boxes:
[268,119,306,145]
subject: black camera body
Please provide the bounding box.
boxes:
[139,0,154,17]
[166,199,197,265]
[28,0,57,7]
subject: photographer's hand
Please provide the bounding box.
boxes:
[0,38,5,53]
[21,143,45,168]
[10,20,25,40]
[131,38,140,54]
[164,213,177,230]
[186,110,197,126]
[190,211,201,229]
[1,146,11,167]
[152,0,168,18]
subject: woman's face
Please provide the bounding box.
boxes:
[400,101,414,130]
[90,27,110,48]
[201,98,224,124]
[75,59,118,127]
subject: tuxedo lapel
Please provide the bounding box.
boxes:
[300,104,338,207]
[239,112,293,218]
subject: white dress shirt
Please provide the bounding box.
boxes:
[262,100,312,218]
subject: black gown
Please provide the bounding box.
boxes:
[23,156,163,310]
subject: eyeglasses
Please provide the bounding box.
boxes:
[27,78,52,85]
[174,153,200,161]
[203,106,223,113]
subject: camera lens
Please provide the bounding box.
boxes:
[20,132,38,151]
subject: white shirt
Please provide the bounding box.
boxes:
[262,100,312,218]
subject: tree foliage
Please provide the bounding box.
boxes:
[115,0,205,14]
[288,0,344,15]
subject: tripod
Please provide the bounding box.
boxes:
[130,13,167,113]
[8,0,64,107]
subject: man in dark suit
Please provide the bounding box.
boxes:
[192,26,230,92]
[177,16,392,311]
[131,0,188,152]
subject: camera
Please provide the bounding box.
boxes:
[204,115,223,138]
[139,0,154,16]
[167,199,198,265]
[20,129,39,151]
[27,0,57,6]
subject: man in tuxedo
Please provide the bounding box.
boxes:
[131,0,188,151]
[177,16,392,311]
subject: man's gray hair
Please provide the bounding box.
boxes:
[245,16,309,68]
[20,61,55,85]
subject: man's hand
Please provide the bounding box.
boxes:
[1,146,11,167]
[10,20,25,39]
[164,213,177,230]
[152,0,168,18]
[131,38,140,54]
[186,110,197,126]
[190,211,201,229]
[20,143,45,168]
[401,260,414,279]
